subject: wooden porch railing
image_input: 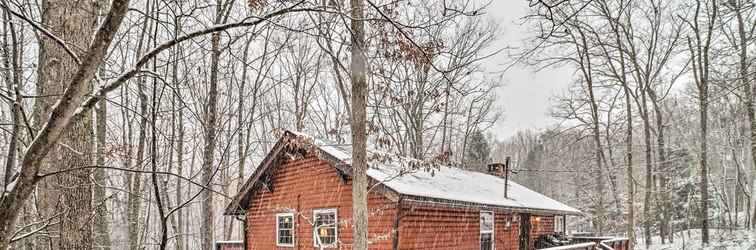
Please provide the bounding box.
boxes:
[598,237,629,250]
[538,237,629,250]
[538,242,596,250]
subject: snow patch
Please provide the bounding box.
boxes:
[649,229,756,250]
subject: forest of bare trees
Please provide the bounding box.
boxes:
[494,0,756,249]
[0,0,753,249]
[0,0,499,249]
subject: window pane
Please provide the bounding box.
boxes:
[555,216,564,233]
[279,229,293,244]
[481,233,493,250]
[316,213,335,225]
[277,215,294,245]
[318,227,335,244]
[480,212,494,232]
[314,211,337,246]
[279,216,293,229]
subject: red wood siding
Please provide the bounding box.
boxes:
[243,153,562,250]
[245,154,397,250]
[495,212,521,250]
[396,202,523,250]
[396,204,478,249]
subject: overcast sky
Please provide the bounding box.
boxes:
[483,1,574,140]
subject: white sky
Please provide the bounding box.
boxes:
[482,1,574,140]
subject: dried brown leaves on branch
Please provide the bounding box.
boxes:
[377,30,444,72]
[371,2,444,72]
[248,0,267,10]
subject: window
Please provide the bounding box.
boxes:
[480,211,494,250]
[313,208,338,248]
[554,215,565,234]
[276,213,295,247]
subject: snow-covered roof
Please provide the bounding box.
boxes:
[317,138,581,215]
[226,131,581,215]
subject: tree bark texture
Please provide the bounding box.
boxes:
[34,0,96,248]
[350,0,369,248]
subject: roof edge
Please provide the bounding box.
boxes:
[401,194,583,216]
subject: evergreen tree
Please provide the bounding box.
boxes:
[466,130,491,171]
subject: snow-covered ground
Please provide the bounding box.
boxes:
[648,229,756,250]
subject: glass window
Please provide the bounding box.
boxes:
[480,211,494,250]
[276,213,295,247]
[555,215,565,233]
[313,208,338,248]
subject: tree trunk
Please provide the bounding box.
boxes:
[734,0,756,230]
[94,88,111,250]
[200,22,222,250]
[0,0,132,247]
[169,6,185,249]
[1,8,20,196]
[574,27,606,235]
[350,0,369,248]
[686,0,716,243]
[636,81,653,248]
[34,0,97,248]
[91,2,110,249]
[586,79,606,235]
[126,2,154,248]
[699,73,709,244]
[624,83,635,249]
[175,96,185,250]
[648,87,670,243]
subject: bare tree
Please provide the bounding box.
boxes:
[350,0,369,248]
[684,0,718,244]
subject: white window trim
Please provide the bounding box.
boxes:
[480,210,495,250]
[555,215,564,233]
[276,212,295,247]
[313,208,338,248]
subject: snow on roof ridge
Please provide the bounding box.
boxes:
[288,130,581,214]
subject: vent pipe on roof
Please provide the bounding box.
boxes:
[487,156,512,199]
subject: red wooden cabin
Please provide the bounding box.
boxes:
[225,131,581,250]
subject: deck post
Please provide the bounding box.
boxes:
[563,215,567,235]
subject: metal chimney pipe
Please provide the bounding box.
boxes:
[504,156,511,199]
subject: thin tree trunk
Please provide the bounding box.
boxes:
[126,2,154,248]
[91,2,110,248]
[734,0,756,230]
[686,0,716,243]
[1,7,19,195]
[624,82,635,249]
[596,4,635,245]
[128,70,148,250]
[572,26,606,235]
[200,8,222,249]
[169,6,185,249]
[648,87,670,243]
[639,83,653,248]
[587,77,606,236]
[350,0,369,248]
[94,85,111,250]
[175,92,185,250]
